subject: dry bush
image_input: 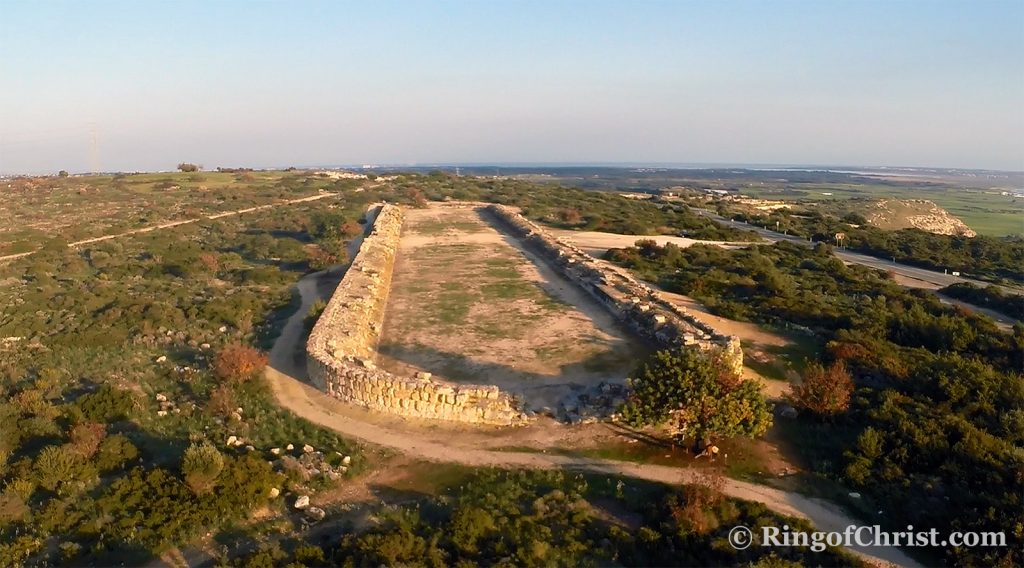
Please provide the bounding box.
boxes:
[671,470,727,535]
[69,422,107,458]
[558,208,583,225]
[213,344,267,383]
[789,361,854,417]
[198,253,220,273]
[206,384,238,419]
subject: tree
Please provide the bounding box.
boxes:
[58,170,69,178]
[213,344,267,383]
[181,443,224,496]
[177,163,200,172]
[788,361,853,418]
[621,348,772,444]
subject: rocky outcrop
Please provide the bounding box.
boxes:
[486,205,743,375]
[866,199,976,237]
[306,204,527,426]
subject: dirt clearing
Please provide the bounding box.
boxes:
[378,206,645,411]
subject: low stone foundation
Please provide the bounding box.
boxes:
[485,205,743,375]
[306,204,527,426]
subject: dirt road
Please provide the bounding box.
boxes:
[265,260,922,568]
[0,192,338,263]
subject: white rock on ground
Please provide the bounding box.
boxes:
[294,495,310,510]
[305,507,326,521]
[303,444,314,453]
[226,435,237,446]
[269,487,280,498]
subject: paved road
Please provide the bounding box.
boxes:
[0,192,338,264]
[696,209,1022,295]
[263,256,920,568]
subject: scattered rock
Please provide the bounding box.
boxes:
[226,435,237,446]
[303,444,314,453]
[155,355,167,363]
[849,492,861,499]
[293,495,310,510]
[157,410,168,417]
[778,405,798,419]
[200,343,211,350]
[233,438,244,447]
[286,443,295,451]
[341,455,351,466]
[155,393,168,402]
[305,506,326,521]
[269,487,280,498]
[219,326,228,333]
[245,445,255,451]
[271,448,281,455]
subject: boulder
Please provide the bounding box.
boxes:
[155,355,167,363]
[303,444,314,453]
[305,506,326,521]
[269,487,280,498]
[293,495,310,510]
[778,405,798,419]
[226,435,237,446]
[341,455,351,466]
[286,443,295,451]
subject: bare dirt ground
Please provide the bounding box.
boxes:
[378,206,644,410]
[549,228,750,257]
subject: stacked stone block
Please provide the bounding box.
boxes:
[486,204,744,375]
[306,204,527,426]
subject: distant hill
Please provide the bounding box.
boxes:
[863,199,976,237]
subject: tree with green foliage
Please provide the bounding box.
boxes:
[176,162,200,172]
[621,348,772,444]
[181,443,224,496]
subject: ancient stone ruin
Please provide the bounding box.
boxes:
[485,204,743,375]
[306,204,528,426]
[306,202,742,428]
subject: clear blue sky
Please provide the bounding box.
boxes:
[1,0,1022,173]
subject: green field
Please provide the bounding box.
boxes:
[738,182,1024,236]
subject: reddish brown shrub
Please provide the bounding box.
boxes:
[213,344,267,383]
[69,422,107,458]
[789,361,854,417]
[206,384,237,418]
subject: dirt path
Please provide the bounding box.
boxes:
[549,228,750,257]
[0,192,338,263]
[265,261,921,568]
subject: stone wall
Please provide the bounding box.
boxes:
[306,204,527,426]
[486,205,744,375]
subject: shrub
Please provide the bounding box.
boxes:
[181,443,224,496]
[76,385,134,422]
[206,384,238,419]
[788,361,854,418]
[213,344,268,383]
[621,348,772,444]
[95,434,140,472]
[69,422,107,458]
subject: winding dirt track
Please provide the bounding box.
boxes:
[264,229,921,568]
